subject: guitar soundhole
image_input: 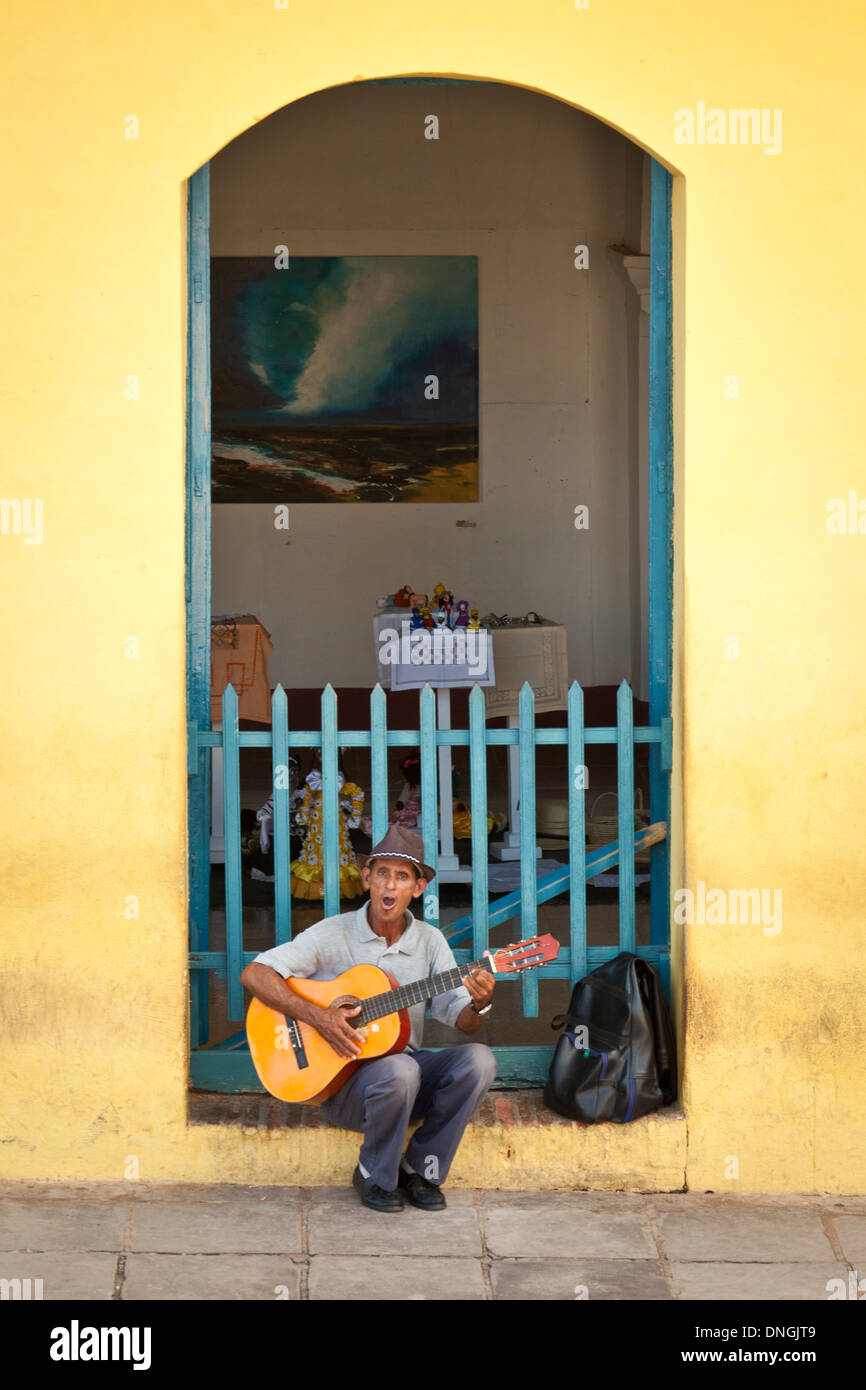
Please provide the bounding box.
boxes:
[329,994,362,1014]
[329,994,369,1042]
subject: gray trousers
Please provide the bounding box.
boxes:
[321,1044,497,1191]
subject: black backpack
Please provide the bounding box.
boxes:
[543,952,677,1123]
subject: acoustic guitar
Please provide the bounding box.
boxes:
[246,934,560,1104]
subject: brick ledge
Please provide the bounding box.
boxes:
[189,1089,684,1132]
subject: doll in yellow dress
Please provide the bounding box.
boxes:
[290,751,366,900]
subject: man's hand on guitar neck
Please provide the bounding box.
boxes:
[240,962,365,1060]
[456,966,495,1035]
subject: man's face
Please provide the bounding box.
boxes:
[362,856,427,923]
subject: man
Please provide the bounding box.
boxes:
[240,825,497,1212]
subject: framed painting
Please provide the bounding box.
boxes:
[211,255,478,502]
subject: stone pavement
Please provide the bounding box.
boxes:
[1,1181,864,1301]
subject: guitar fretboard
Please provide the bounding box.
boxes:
[358,958,491,1024]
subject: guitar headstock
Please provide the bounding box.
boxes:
[485,934,560,975]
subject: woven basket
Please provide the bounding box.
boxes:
[587,789,652,865]
[536,798,571,838]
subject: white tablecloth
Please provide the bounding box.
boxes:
[373,608,495,691]
[482,621,568,718]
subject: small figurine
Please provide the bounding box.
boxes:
[454,599,470,628]
[443,595,453,625]
[420,605,435,630]
[467,608,481,630]
[432,583,448,606]
[452,801,505,840]
[433,606,449,628]
[410,606,425,630]
[394,585,413,608]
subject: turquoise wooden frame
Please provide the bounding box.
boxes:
[186,163,212,1050]
[184,121,674,1091]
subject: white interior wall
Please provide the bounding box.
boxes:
[209,80,648,698]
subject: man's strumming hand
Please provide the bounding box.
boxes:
[239,963,365,1059]
[313,1003,365,1060]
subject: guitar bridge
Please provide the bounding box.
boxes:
[287,1018,309,1070]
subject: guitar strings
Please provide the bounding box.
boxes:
[359,960,487,1023]
[355,941,545,1022]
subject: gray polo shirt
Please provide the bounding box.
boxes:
[251,900,472,1051]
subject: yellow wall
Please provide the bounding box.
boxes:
[1,1,864,1192]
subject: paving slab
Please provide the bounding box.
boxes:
[655,1207,834,1263]
[130,1200,301,1255]
[309,1255,485,1300]
[670,1262,850,1301]
[828,1215,866,1263]
[491,1257,670,1300]
[0,1181,300,1204]
[824,1197,866,1213]
[0,1201,127,1253]
[129,1183,301,1204]
[309,1204,481,1256]
[484,1206,656,1259]
[0,1253,117,1300]
[122,1254,301,1300]
[302,1184,476,1206]
[648,1192,826,1209]
[477,1189,650,1212]
[0,1182,133,1203]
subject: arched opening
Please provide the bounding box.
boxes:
[186,76,673,1094]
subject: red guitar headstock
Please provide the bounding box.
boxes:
[485,934,560,974]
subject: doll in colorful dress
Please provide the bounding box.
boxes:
[449,769,505,839]
[389,749,422,827]
[255,755,304,856]
[290,750,366,900]
[246,755,305,882]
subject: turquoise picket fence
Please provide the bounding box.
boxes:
[188,678,672,1090]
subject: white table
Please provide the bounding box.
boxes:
[484,621,568,862]
[373,608,495,883]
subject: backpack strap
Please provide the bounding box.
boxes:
[551,1012,584,1031]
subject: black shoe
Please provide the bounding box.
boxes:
[398,1167,447,1210]
[352,1164,404,1212]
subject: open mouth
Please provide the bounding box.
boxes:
[381,895,397,911]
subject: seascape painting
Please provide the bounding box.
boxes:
[211,256,478,502]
